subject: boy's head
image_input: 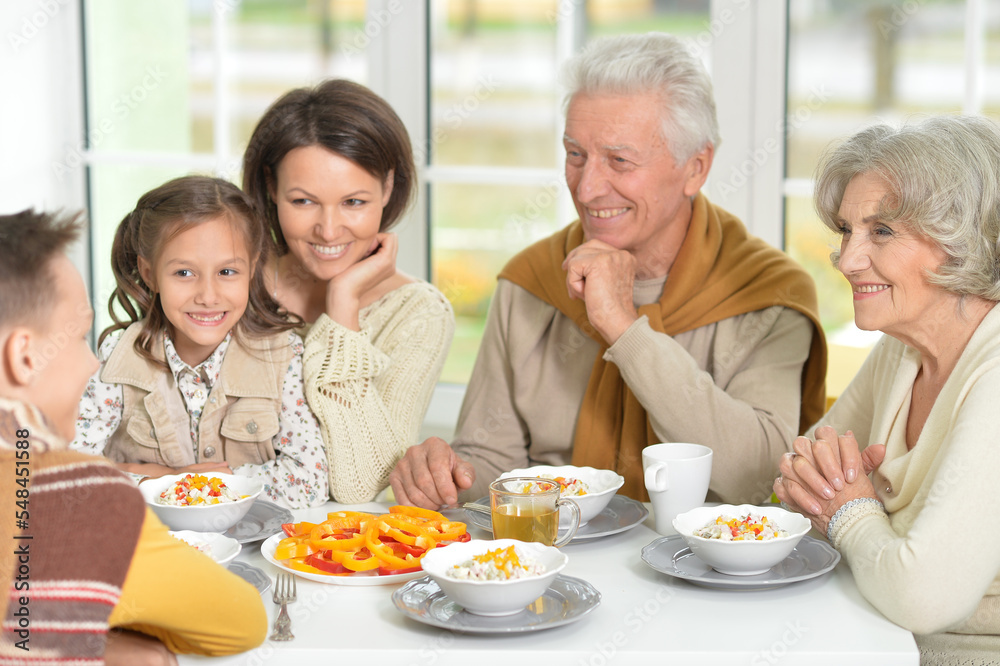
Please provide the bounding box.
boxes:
[0,210,98,441]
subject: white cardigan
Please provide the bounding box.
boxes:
[819,302,1000,656]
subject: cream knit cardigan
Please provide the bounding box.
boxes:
[821,303,1000,663]
[302,282,454,503]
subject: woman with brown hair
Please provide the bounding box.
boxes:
[243,79,454,504]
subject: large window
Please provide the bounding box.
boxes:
[21,0,990,422]
[83,0,369,334]
[426,0,712,382]
[782,0,997,393]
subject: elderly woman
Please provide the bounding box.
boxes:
[775,115,1000,664]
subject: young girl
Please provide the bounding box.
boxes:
[70,175,328,509]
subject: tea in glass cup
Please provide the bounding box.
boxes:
[489,477,581,547]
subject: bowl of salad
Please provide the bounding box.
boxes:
[421,539,568,616]
[499,465,624,526]
[140,473,262,533]
[170,530,242,568]
[671,504,811,575]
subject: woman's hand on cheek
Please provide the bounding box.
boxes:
[325,232,398,330]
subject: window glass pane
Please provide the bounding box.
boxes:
[587,0,711,42]
[432,181,564,383]
[228,0,369,156]
[429,0,560,168]
[785,0,969,351]
[89,165,211,337]
[786,0,968,181]
[84,0,367,335]
[85,4,193,156]
[429,0,716,385]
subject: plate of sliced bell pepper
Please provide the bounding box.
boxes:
[261,505,472,586]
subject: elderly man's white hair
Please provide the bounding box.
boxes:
[561,32,721,164]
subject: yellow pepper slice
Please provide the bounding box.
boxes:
[274,536,315,560]
[285,558,329,575]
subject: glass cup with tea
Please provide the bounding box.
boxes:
[488,477,581,547]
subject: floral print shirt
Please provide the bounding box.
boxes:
[71,330,329,509]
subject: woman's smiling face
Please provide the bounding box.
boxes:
[836,172,952,339]
[271,145,391,282]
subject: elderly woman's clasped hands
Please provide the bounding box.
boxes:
[774,426,886,535]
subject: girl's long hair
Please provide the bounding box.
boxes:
[102,175,299,367]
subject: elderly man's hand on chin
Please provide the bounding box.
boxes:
[389,437,476,509]
[563,239,640,345]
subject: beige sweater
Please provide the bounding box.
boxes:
[452,277,813,502]
[821,303,1000,663]
[302,281,454,503]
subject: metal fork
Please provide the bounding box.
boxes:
[269,573,296,641]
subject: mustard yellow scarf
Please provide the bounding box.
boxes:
[499,194,826,500]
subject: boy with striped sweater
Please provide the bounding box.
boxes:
[0,211,266,665]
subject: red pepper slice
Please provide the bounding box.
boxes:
[378,564,422,576]
[305,552,351,575]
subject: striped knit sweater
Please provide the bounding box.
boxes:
[0,399,144,665]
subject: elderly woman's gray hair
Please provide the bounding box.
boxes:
[561,32,720,164]
[815,115,1000,300]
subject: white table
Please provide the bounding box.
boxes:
[180,501,919,665]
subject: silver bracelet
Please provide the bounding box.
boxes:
[827,497,885,543]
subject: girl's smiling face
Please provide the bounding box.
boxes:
[271,145,391,282]
[138,216,252,366]
[835,172,952,340]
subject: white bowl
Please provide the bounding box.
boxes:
[672,504,811,576]
[499,465,624,526]
[421,539,568,616]
[140,473,262,533]
[169,530,242,568]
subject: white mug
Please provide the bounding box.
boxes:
[643,443,713,535]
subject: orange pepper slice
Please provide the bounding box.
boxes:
[323,511,373,530]
[426,520,467,542]
[390,505,448,523]
[274,536,315,560]
[376,515,435,549]
[328,546,380,572]
[366,524,420,570]
[310,524,365,551]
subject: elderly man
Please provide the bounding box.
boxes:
[390,32,826,508]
